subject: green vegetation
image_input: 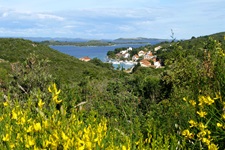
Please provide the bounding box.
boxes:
[40,40,115,46]
[1,32,225,149]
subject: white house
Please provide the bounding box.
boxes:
[132,54,139,61]
[127,47,133,51]
[154,46,162,51]
[153,57,161,68]
[120,50,127,55]
[144,51,154,60]
[138,50,146,57]
[124,53,130,59]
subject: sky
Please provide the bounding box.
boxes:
[0,0,225,39]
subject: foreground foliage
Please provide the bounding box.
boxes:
[0,83,183,150]
[1,33,225,149]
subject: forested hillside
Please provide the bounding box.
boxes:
[0,32,225,149]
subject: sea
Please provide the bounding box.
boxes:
[50,44,147,69]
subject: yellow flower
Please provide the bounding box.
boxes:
[217,123,223,128]
[189,100,196,106]
[16,116,26,125]
[53,95,62,104]
[26,126,33,133]
[3,133,10,142]
[53,83,61,95]
[86,141,92,149]
[222,113,225,120]
[182,129,194,139]
[38,99,45,109]
[189,120,198,128]
[62,131,69,141]
[202,137,211,145]
[54,98,62,104]
[43,120,49,128]
[48,85,52,92]
[214,92,221,100]
[205,96,214,105]
[43,140,51,148]
[197,111,207,117]
[183,97,187,101]
[10,143,15,149]
[197,130,207,139]
[3,101,9,107]
[34,122,41,132]
[53,131,59,140]
[25,136,35,148]
[122,145,127,150]
[199,122,207,129]
[208,143,218,150]
[11,109,18,120]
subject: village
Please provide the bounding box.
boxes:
[79,45,163,70]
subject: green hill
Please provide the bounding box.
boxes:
[0,38,116,84]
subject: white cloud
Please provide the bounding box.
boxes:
[0,0,225,39]
[36,13,64,21]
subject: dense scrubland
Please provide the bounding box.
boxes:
[0,32,225,149]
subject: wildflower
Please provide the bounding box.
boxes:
[214,92,221,100]
[26,126,33,133]
[53,97,62,104]
[86,141,92,149]
[222,113,225,120]
[122,145,127,150]
[2,133,10,142]
[43,120,49,128]
[205,96,214,105]
[189,120,198,128]
[199,122,207,130]
[20,116,26,124]
[183,97,187,101]
[34,122,41,132]
[189,100,196,106]
[25,136,35,148]
[0,116,3,122]
[10,143,15,149]
[3,101,9,107]
[62,131,69,141]
[197,130,207,139]
[53,131,59,140]
[48,85,52,92]
[11,109,18,120]
[38,99,45,109]
[198,96,204,106]
[197,111,207,117]
[182,129,194,139]
[217,123,223,128]
[202,137,211,145]
[208,143,218,150]
[43,140,51,148]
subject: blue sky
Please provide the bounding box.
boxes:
[0,0,224,39]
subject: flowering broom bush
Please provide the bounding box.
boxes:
[0,83,182,150]
[182,93,225,150]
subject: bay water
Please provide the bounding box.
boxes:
[50,44,147,69]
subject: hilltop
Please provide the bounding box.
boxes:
[0,38,116,84]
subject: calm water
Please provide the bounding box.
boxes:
[50,44,147,62]
[50,44,147,69]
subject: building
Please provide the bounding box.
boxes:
[138,50,146,57]
[132,54,139,61]
[79,56,91,62]
[139,59,152,67]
